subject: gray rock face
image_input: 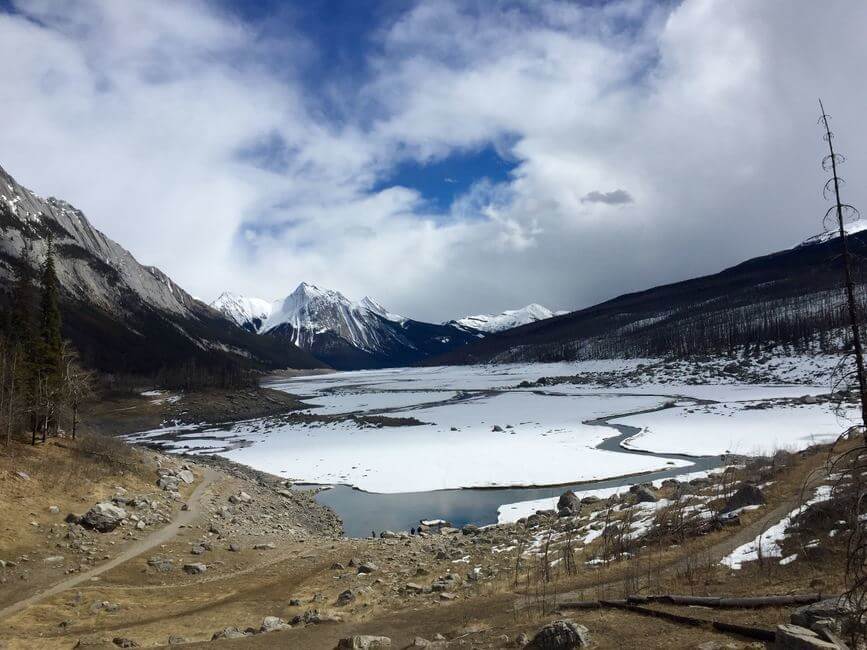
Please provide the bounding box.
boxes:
[791,597,854,636]
[337,635,392,649]
[81,503,127,532]
[721,484,766,514]
[774,623,838,649]
[529,619,590,649]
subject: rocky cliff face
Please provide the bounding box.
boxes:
[0,163,324,373]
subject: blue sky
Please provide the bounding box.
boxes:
[1,1,866,320]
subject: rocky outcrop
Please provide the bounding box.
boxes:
[528,620,590,649]
[336,636,392,649]
[80,503,127,533]
[721,484,766,514]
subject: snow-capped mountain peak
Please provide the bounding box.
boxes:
[450,303,565,334]
[210,292,273,333]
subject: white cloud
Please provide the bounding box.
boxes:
[2,0,866,322]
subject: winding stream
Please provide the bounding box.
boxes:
[308,392,722,537]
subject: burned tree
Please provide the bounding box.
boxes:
[819,99,867,431]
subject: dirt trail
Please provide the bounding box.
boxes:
[0,468,218,623]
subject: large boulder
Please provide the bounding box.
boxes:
[774,624,838,649]
[557,492,581,515]
[260,616,290,633]
[721,484,766,514]
[634,486,658,503]
[528,620,590,649]
[791,597,854,636]
[81,503,127,532]
[336,635,392,649]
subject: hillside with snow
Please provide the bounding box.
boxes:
[449,303,565,334]
[211,292,273,333]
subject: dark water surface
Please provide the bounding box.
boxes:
[309,412,721,538]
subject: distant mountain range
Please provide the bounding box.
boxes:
[428,226,867,366]
[211,284,562,370]
[448,304,567,334]
[0,163,324,374]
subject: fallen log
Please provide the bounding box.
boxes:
[557,601,602,610]
[629,593,822,609]
[608,602,776,641]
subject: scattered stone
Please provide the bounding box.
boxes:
[331,562,346,570]
[112,638,139,648]
[81,503,128,533]
[404,583,425,594]
[43,555,64,564]
[15,471,29,481]
[177,469,194,484]
[182,563,207,575]
[48,505,60,514]
[147,556,173,573]
[439,592,457,601]
[337,635,392,649]
[580,496,600,505]
[492,425,504,432]
[211,627,248,640]
[90,601,120,614]
[260,616,291,633]
[167,635,188,645]
[253,543,275,550]
[357,562,378,574]
[337,589,357,606]
[528,619,590,649]
[461,524,480,535]
[228,544,241,552]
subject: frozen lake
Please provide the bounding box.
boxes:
[127,361,852,536]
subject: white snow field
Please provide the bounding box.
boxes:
[617,401,856,457]
[131,361,842,494]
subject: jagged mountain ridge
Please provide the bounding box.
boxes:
[241,283,479,370]
[428,228,867,366]
[210,292,273,333]
[448,303,564,334]
[0,163,324,374]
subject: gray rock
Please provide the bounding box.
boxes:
[579,496,600,505]
[557,491,581,514]
[337,589,357,606]
[461,524,480,535]
[48,505,60,514]
[403,583,425,594]
[528,619,590,649]
[147,556,173,573]
[357,562,378,574]
[721,484,766,514]
[634,486,658,503]
[81,503,127,532]
[211,627,248,640]
[177,469,194,484]
[167,635,188,645]
[337,635,392,649]
[774,624,838,649]
[260,616,290,632]
[112,637,139,648]
[791,597,854,636]
[253,542,275,550]
[182,563,207,575]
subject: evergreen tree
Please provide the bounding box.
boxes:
[38,237,62,375]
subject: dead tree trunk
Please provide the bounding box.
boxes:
[819,99,867,433]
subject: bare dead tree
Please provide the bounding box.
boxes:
[815,100,867,644]
[819,99,867,432]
